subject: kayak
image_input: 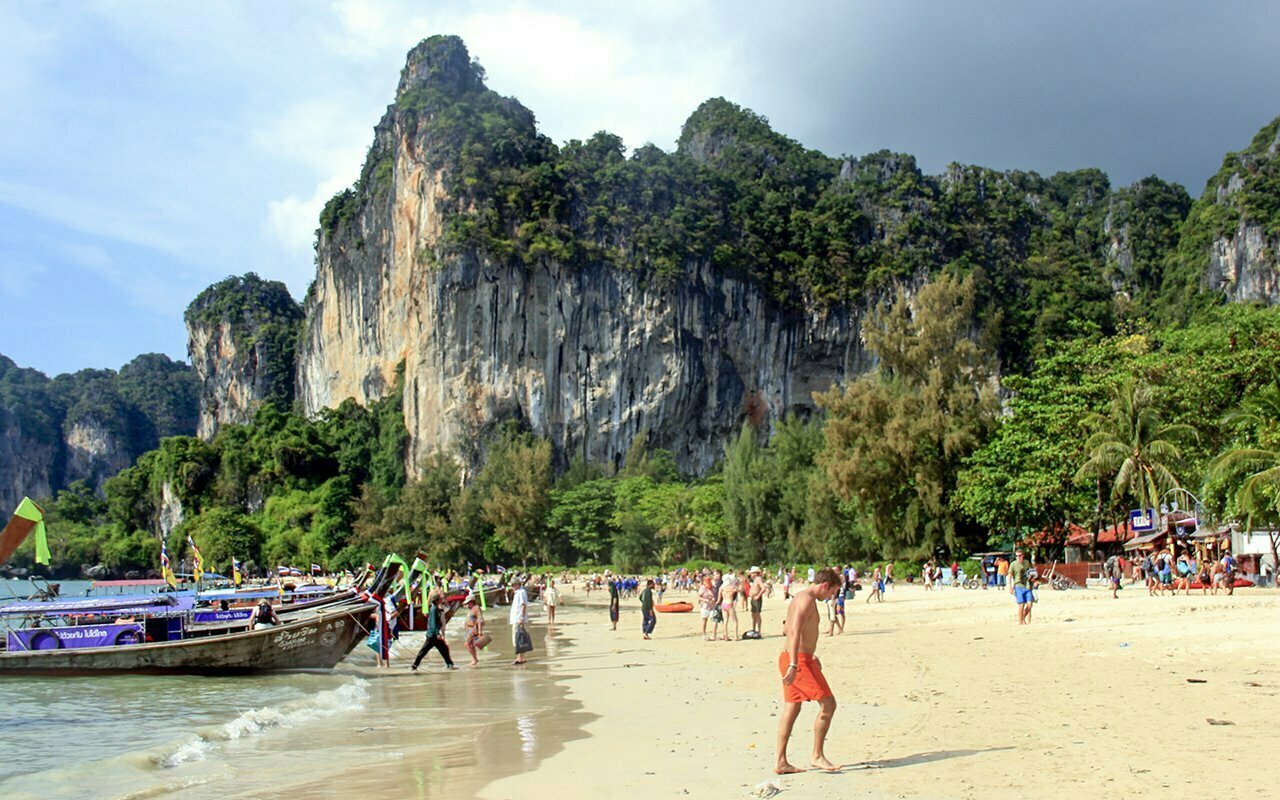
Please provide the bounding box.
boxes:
[655,601,693,613]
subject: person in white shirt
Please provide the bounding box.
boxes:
[509,578,530,665]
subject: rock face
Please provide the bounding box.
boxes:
[185,274,303,439]
[0,353,198,509]
[302,252,868,476]
[1206,219,1280,304]
[286,38,1280,480]
[296,38,872,476]
[1197,120,1280,302]
[63,416,132,489]
[157,480,185,538]
[0,407,56,513]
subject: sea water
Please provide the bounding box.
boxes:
[0,590,591,800]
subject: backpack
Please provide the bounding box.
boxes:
[741,630,762,640]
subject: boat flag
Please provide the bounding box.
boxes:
[311,563,323,575]
[277,565,290,575]
[232,557,243,587]
[187,535,204,582]
[380,553,413,601]
[160,539,177,588]
[409,557,430,611]
[0,497,50,565]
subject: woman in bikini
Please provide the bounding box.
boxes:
[462,595,485,666]
[719,576,739,641]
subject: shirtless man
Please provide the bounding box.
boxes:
[776,567,842,774]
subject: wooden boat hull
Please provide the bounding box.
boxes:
[0,601,375,676]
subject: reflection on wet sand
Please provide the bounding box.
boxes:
[169,611,594,800]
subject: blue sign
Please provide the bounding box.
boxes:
[1130,508,1157,532]
[193,609,253,624]
[7,623,144,651]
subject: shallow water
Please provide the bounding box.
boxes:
[0,598,591,800]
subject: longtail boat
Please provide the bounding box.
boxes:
[0,567,390,676]
[0,592,376,675]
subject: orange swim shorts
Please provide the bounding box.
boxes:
[778,651,833,703]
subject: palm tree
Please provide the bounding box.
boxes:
[1075,378,1196,539]
[1209,382,1280,577]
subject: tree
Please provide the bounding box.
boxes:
[1208,381,1280,575]
[954,357,1100,546]
[476,427,553,567]
[688,478,729,558]
[1075,377,1195,516]
[768,415,825,560]
[721,422,778,564]
[182,507,261,572]
[817,273,1000,557]
[547,479,616,563]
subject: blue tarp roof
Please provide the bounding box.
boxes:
[0,594,196,617]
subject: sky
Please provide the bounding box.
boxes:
[2,0,1277,377]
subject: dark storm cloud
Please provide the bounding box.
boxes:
[723,0,1279,195]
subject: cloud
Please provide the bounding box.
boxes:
[0,180,187,255]
[325,0,432,59]
[0,251,48,300]
[265,174,353,261]
[3,0,1279,376]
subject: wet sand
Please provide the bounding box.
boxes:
[161,617,596,800]
[480,582,1280,799]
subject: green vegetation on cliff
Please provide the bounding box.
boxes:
[320,36,1209,375]
[0,353,197,495]
[186,273,303,409]
[17,291,1280,577]
[15,38,1280,576]
[1161,117,1280,315]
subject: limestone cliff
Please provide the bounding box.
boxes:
[0,353,197,509]
[186,274,303,439]
[285,36,1277,479]
[298,38,873,476]
[1176,117,1280,304]
[0,406,56,513]
[63,416,132,489]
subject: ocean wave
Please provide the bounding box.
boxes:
[156,677,369,768]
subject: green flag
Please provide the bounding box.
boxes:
[409,557,430,612]
[381,553,413,601]
[14,497,50,565]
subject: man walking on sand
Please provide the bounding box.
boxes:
[776,567,843,775]
[640,578,656,639]
[1009,550,1034,625]
[608,573,620,630]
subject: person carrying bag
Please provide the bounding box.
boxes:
[509,577,532,664]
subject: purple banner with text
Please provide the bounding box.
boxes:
[7,623,144,651]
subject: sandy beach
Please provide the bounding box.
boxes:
[481,581,1278,800]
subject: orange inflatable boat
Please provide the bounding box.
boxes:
[654,601,693,613]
